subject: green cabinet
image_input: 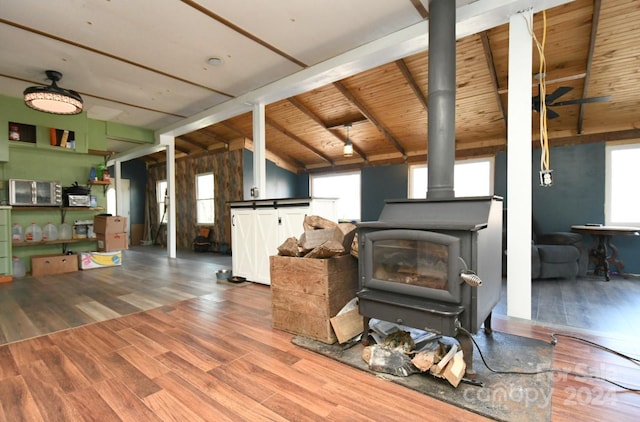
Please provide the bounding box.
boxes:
[0,207,12,275]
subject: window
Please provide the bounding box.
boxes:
[157,180,168,224]
[409,157,494,198]
[196,172,215,224]
[606,143,640,225]
[311,171,360,221]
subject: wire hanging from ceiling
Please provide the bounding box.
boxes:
[527,10,553,186]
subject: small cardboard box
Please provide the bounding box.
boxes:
[270,254,358,344]
[79,251,122,270]
[31,254,78,276]
[93,215,127,234]
[96,232,128,252]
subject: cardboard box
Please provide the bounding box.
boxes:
[79,251,122,270]
[96,232,128,252]
[270,254,358,344]
[93,215,127,234]
[31,254,78,276]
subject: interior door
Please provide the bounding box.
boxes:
[278,206,308,241]
[231,208,256,280]
[253,208,279,285]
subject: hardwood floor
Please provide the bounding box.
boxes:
[0,247,638,420]
[0,246,234,345]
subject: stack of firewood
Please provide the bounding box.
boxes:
[412,341,466,387]
[277,215,356,259]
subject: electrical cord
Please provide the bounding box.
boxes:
[524,10,553,185]
[458,326,640,392]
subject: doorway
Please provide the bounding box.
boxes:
[106,179,131,238]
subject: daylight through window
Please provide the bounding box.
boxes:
[196,173,215,224]
[311,171,361,221]
[409,157,493,199]
[157,180,168,224]
[606,143,640,225]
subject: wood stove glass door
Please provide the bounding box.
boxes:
[363,229,461,303]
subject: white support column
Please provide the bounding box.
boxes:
[252,102,267,199]
[159,133,177,259]
[506,8,533,320]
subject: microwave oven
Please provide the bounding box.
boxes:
[8,179,62,206]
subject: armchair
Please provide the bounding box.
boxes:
[502,211,588,279]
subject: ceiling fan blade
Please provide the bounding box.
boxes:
[532,95,541,112]
[545,86,573,103]
[546,107,560,119]
[551,95,612,107]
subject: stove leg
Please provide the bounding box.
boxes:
[483,312,493,335]
[361,316,371,346]
[456,331,476,379]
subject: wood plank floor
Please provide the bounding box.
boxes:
[0,247,638,420]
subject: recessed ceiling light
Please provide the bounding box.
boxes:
[207,57,224,66]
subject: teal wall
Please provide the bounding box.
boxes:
[492,142,635,274]
[361,164,409,221]
[118,159,148,225]
[242,149,303,199]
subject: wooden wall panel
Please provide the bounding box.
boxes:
[147,149,243,251]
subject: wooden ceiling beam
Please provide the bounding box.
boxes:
[497,72,587,94]
[177,134,209,150]
[197,129,231,146]
[266,117,334,165]
[547,129,640,148]
[395,58,428,111]
[333,81,407,157]
[221,121,251,139]
[480,32,507,137]
[410,0,429,19]
[577,0,601,135]
[173,144,191,155]
[325,117,368,130]
[243,138,304,173]
[287,97,368,161]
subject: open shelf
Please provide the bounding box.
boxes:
[88,180,111,194]
[12,238,97,247]
[11,206,105,211]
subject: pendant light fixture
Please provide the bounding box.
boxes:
[24,70,83,115]
[343,123,354,157]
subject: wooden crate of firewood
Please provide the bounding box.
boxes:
[270,254,358,344]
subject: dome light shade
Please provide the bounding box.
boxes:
[24,70,83,115]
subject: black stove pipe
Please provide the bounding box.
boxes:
[427,0,456,200]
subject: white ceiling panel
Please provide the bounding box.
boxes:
[199,0,426,65]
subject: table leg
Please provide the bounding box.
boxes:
[590,235,610,281]
[605,237,627,278]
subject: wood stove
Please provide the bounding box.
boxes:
[357,196,503,377]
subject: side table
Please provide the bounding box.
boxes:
[571,225,640,281]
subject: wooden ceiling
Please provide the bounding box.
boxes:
[144,0,640,173]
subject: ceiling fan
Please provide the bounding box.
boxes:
[532,85,611,119]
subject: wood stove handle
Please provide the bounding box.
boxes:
[460,270,482,287]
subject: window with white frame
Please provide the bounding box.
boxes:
[157,180,168,224]
[311,171,361,221]
[409,157,494,198]
[606,143,640,226]
[196,172,215,224]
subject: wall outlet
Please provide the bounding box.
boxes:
[539,170,553,187]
